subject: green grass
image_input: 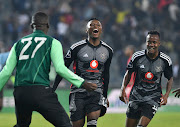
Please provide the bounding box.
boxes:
[0,112,180,127]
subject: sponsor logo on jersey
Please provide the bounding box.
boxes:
[90,60,98,69]
[145,72,154,80]
[140,65,145,69]
[83,53,88,57]
[100,53,106,60]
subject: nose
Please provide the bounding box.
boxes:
[93,24,98,28]
[149,42,154,46]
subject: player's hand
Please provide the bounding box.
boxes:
[172,88,180,98]
[82,81,97,91]
[160,95,168,106]
[119,88,128,104]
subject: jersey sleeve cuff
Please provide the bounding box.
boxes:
[79,80,85,88]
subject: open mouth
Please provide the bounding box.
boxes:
[93,29,99,33]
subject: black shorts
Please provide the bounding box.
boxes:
[69,91,103,121]
[14,85,72,127]
[126,101,158,120]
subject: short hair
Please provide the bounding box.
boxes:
[31,12,49,28]
[88,18,100,22]
[147,30,160,38]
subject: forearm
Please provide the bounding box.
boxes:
[165,77,173,97]
[0,44,17,91]
[103,81,109,98]
[121,71,132,90]
[51,39,84,88]
[55,64,84,88]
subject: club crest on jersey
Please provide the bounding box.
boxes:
[155,66,162,72]
[90,60,98,69]
[100,53,106,60]
[145,72,154,80]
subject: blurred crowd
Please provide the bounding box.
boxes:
[0,0,180,87]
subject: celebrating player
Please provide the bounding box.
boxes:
[53,18,113,127]
[119,30,173,127]
[0,12,97,127]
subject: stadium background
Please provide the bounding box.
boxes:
[0,0,180,126]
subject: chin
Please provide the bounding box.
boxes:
[147,49,155,54]
[92,37,99,40]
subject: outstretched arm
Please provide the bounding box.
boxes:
[51,39,84,88]
[0,44,17,91]
[52,49,73,91]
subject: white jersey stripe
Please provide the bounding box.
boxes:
[132,50,145,61]
[160,52,172,66]
[71,40,87,50]
[102,41,113,53]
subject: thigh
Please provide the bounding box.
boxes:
[36,90,72,127]
[126,101,141,120]
[138,116,151,127]
[85,92,102,115]
[141,103,158,120]
[72,119,85,127]
[126,117,139,127]
[69,92,86,122]
[87,110,101,121]
[14,89,33,127]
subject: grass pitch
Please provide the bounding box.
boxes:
[0,112,180,127]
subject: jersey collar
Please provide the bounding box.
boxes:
[86,39,102,48]
[145,49,160,62]
[33,30,45,34]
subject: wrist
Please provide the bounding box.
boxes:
[164,93,169,98]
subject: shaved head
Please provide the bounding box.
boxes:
[31,12,49,29]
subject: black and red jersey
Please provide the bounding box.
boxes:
[54,39,113,98]
[127,50,173,106]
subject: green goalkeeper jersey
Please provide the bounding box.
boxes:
[0,30,84,90]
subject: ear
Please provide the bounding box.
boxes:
[86,27,88,33]
[30,23,34,29]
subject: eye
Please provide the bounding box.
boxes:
[90,24,94,26]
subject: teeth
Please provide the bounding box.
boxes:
[93,29,98,33]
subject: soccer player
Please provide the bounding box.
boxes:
[0,12,97,127]
[119,30,173,127]
[53,18,113,127]
[172,88,180,98]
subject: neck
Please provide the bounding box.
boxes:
[33,28,47,34]
[88,37,100,46]
[147,50,159,59]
